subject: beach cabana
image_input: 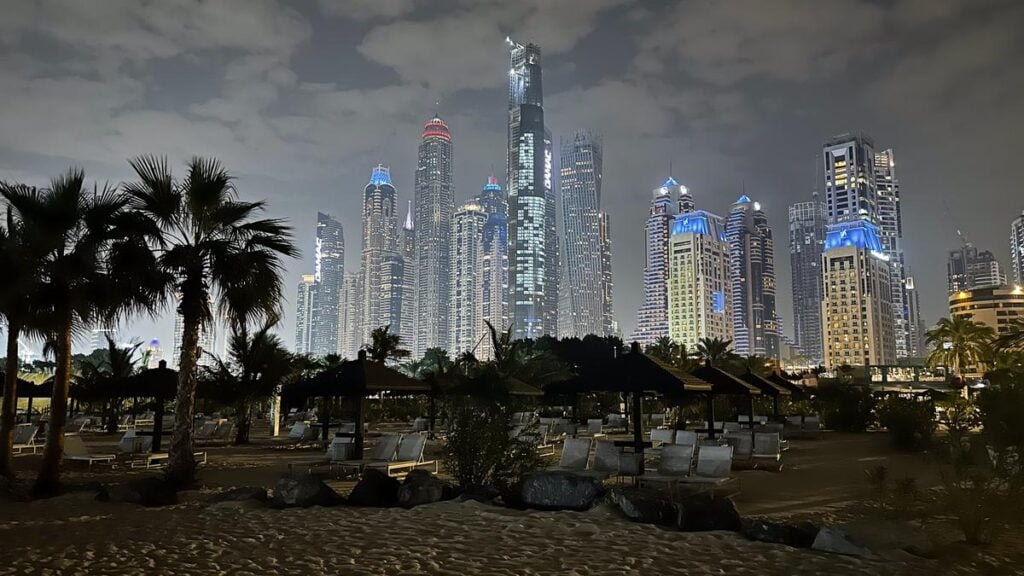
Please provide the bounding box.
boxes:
[690,364,761,439]
[74,361,179,451]
[766,372,808,399]
[738,370,791,419]
[1,371,48,422]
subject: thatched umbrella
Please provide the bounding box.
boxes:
[1,371,46,421]
[73,361,180,451]
[738,370,791,419]
[690,363,760,439]
[767,372,808,398]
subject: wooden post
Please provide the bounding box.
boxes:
[354,395,365,459]
[153,399,165,452]
[428,394,436,436]
[322,397,331,443]
[706,394,716,440]
[631,391,642,455]
[773,395,780,418]
[748,395,755,430]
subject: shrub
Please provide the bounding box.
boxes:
[441,399,543,492]
[815,384,875,432]
[864,465,923,518]
[876,397,936,451]
[937,397,979,462]
[976,381,1024,452]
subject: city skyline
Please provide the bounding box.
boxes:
[2,1,1022,356]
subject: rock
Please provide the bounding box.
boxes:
[208,486,268,504]
[678,494,741,532]
[607,488,685,529]
[836,520,936,559]
[740,519,819,548]
[347,469,401,507]
[459,485,500,504]
[812,527,872,557]
[99,476,177,507]
[397,470,451,508]
[520,471,606,511]
[271,475,342,508]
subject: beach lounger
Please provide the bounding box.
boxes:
[552,437,592,471]
[62,435,115,467]
[366,433,437,476]
[753,432,782,461]
[196,420,219,440]
[674,430,698,446]
[723,422,744,433]
[130,451,208,469]
[724,432,753,460]
[587,440,622,479]
[650,428,675,446]
[639,444,695,491]
[650,413,666,427]
[679,445,734,485]
[326,436,354,461]
[332,434,402,474]
[585,418,604,435]
[117,430,153,454]
[12,424,39,455]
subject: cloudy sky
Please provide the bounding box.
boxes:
[2,0,1023,354]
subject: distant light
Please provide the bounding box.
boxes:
[753,201,761,211]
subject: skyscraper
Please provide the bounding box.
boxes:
[726,195,779,359]
[873,149,910,359]
[1011,210,1024,284]
[507,39,557,339]
[667,210,732,349]
[904,275,926,358]
[340,271,363,359]
[450,200,488,354]
[399,201,417,353]
[947,244,1007,292]
[478,176,509,360]
[414,115,454,357]
[788,198,827,362]
[820,219,896,369]
[171,293,218,368]
[823,134,878,223]
[309,212,344,356]
[630,178,680,346]
[359,165,400,344]
[559,130,613,337]
[294,274,315,354]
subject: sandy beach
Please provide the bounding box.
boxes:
[1,432,1018,576]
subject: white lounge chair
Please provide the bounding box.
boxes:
[585,418,604,435]
[117,430,153,454]
[639,444,695,491]
[679,445,734,485]
[366,433,437,477]
[62,435,115,467]
[674,430,698,446]
[724,432,753,460]
[587,441,621,479]
[753,432,781,461]
[553,437,592,471]
[650,428,675,446]
[723,422,744,433]
[333,434,402,474]
[196,420,219,440]
[12,424,39,455]
[326,436,354,461]
[650,413,667,427]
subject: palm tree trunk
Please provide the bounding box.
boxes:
[165,312,201,488]
[0,325,21,480]
[33,323,73,497]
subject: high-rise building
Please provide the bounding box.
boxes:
[414,115,454,357]
[726,195,779,359]
[598,212,614,337]
[873,149,910,359]
[340,271,363,359]
[294,274,315,355]
[89,327,118,351]
[399,201,417,353]
[950,285,1024,339]
[904,275,927,358]
[947,244,1007,292]
[309,212,344,356]
[171,294,218,369]
[667,210,732,349]
[630,178,682,346]
[359,165,400,344]
[507,39,557,339]
[823,134,878,224]
[478,176,509,360]
[788,197,827,362]
[558,130,613,338]
[1011,210,1024,284]
[450,200,488,355]
[144,338,163,370]
[820,219,896,369]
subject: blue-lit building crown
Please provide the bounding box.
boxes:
[824,219,884,252]
[671,210,727,242]
[369,164,392,187]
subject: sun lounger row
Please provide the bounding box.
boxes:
[12,423,40,455]
[317,433,435,478]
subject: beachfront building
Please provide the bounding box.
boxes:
[399,201,417,351]
[949,285,1024,338]
[667,210,733,349]
[450,200,488,354]
[947,244,1007,293]
[340,271,363,359]
[873,148,910,359]
[294,274,315,355]
[788,197,827,362]
[820,219,896,370]
[630,178,682,346]
[726,195,779,359]
[309,212,344,357]
[358,165,401,345]
[1011,210,1024,284]
[904,275,927,358]
[823,134,878,224]
[478,176,509,360]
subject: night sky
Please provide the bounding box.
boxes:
[2,0,1022,353]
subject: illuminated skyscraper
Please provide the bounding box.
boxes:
[726,195,779,359]
[874,149,910,359]
[1011,210,1024,284]
[399,201,417,353]
[294,274,315,354]
[310,212,344,356]
[667,210,732,348]
[478,176,509,360]
[171,293,218,368]
[340,271,363,359]
[820,219,896,369]
[507,39,557,339]
[630,178,682,346]
[359,165,400,344]
[904,275,927,358]
[414,116,454,357]
[788,197,827,362]
[450,200,488,354]
[823,134,878,224]
[559,130,612,337]
[948,244,1007,292]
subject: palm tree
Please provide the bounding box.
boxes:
[202,323,292,444]
[0,184,48,480]
[124,156,298,487]
[696,337,735,367]
[364,325,409,364]
[646,336,678,362]
[76,336,142,433]
[926,316,995,378]
[4,169,166,496]
[482,321,570,390]
[994,318,1024,352]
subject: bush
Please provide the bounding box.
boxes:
[976,381,1024,452]
[441,399,543,492]
[937,397,979,462]
[815,385,875,432]
[876,397,936,451]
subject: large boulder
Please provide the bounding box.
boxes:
[271,475,342,508]
[812,527,872,557]
[606,488,685,529]
[397,470,452,508]
[813,520,935,559]
[678,494,741,532]
[98,476,177,507]
[208,486,268,504]
[348,469,401,507]
[520,471,606,511]
[740,519,819,548]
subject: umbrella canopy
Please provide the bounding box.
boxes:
[1,371,51,398]
[73,361,180,401]
[738,371,791,396]
[547,347,712,397]
[767,372,808,397]
[285,352,430,400]
[691,365,761,396]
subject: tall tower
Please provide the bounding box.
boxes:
[948,244,1007,292]
[788,197,827,362]
[359,165,400,344]
[630,178,681,346]
[874,149,910,359]
[1011,210,1024,284]
[667,210,733,349]
[310,212,344,356]
[726,195,779,359]
[450,200,488,355]
[294,274,315,354]
[340,271,363,358]
[559,129,612,337]
[399,201,417,354]
[478,176,509,360]
[820,219,896,369]
[823,134,877,224]
[904,275,927,358]
[414,115,454,357]
[507,39,557,339]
